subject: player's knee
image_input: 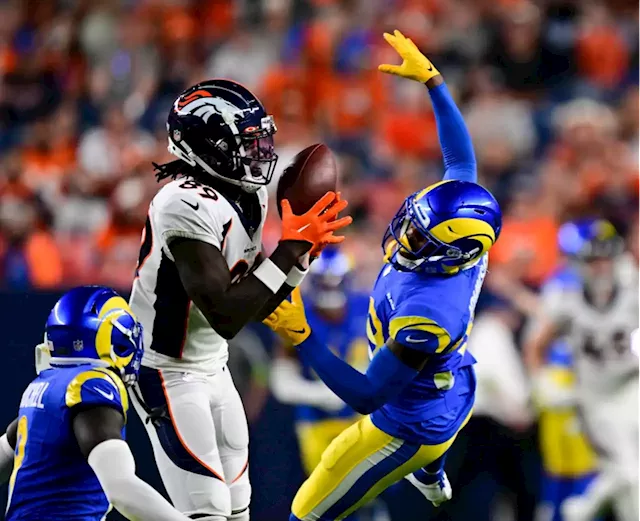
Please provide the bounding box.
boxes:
[228,505,250,521]
[186,482,232,519]
[229,479,251,514]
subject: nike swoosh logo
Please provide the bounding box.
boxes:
[182,199,199,211]
[289,328,307,335]
[297,224,310,233]
[425,63,433,71]
[95,388,114,400]
[405,335,428,343]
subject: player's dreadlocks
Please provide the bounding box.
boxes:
[153,159,211,185]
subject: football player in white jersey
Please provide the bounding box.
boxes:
[525,218,639,521]
[128,79,351,521]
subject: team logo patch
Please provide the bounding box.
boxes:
[174,92,260,124]
[176,89,212,110]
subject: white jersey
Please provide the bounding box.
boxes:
[129,178,267,374]
[542,255,639,397]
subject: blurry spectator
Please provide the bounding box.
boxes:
[21,105,78,205]
[378,79,439,161]
[468,303,533,430]
[575,2,630,90]
[487,2,550,94]
[94,176,148,291]
[0,197,62,290]
[491,178,560,288]
[463,67,536,196]
[444,299,537,521]
[207,28,280,93]
[78,103,154,194]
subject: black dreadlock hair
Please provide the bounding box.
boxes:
[153,159,201,183]
[152,159,255,212]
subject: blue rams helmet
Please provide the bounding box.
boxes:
[36,286,143,385]
[383,180,502,274]
[558,218,623,260]
[164,79,278,193]
[308,247,354,310]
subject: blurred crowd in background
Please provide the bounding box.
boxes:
[0,1,638,520]
[0,0,637,292]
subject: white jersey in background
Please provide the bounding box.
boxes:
[130,178,267,374]
[542,255,639,398]
[542,255,639,521]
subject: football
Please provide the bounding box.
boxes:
[276,143,339,217]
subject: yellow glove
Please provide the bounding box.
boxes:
[378,30,441,83]
[262,287,311,346]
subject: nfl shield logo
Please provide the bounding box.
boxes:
[73,340,84,352]
[173,129,182,142]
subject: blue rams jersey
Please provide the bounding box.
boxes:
[366,255,487,445]
[6,365,128,521]
[297,292,370,423]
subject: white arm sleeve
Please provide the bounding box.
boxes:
[270,357,345,412]
[88,439,189,521]
[0,433,14,484]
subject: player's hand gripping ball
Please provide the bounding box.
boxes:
[277,144,351,256]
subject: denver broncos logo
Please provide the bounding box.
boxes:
[174,90,259,125]
[176,89,212,110]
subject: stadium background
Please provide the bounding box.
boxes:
[0,0,637,520]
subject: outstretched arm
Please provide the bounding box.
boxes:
[428,81,477,183]
[295,336,423,414]
[379,30,477,183]
[263,288,428,414]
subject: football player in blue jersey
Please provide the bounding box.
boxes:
[0,286,191,521]
[262,30,502,521]
[270,247,369,476]
[530,238,599,521]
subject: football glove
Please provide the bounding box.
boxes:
[280,191,352,251]
[405,470,453,507]
[378,30,441,84]
[263,287,311,345]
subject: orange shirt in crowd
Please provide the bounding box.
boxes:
[379,110,439,159]
[24,231,64,289]
[576,25,629,89]
[322,72,386,137]
[491,216,560,287]
[21,143,76,192]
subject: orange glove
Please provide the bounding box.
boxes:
[309,192,349,258]
[280,191,352,251]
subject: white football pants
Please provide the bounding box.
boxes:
[131,366,250,521]
[565,376,639,521]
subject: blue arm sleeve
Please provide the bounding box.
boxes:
[296,334,418,415]
[428,83,477,183]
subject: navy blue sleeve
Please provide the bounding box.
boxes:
[428,83,477,183]
[296,336,418,415]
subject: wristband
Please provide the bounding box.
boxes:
[254,258,287,293]
[286,265,308,288]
